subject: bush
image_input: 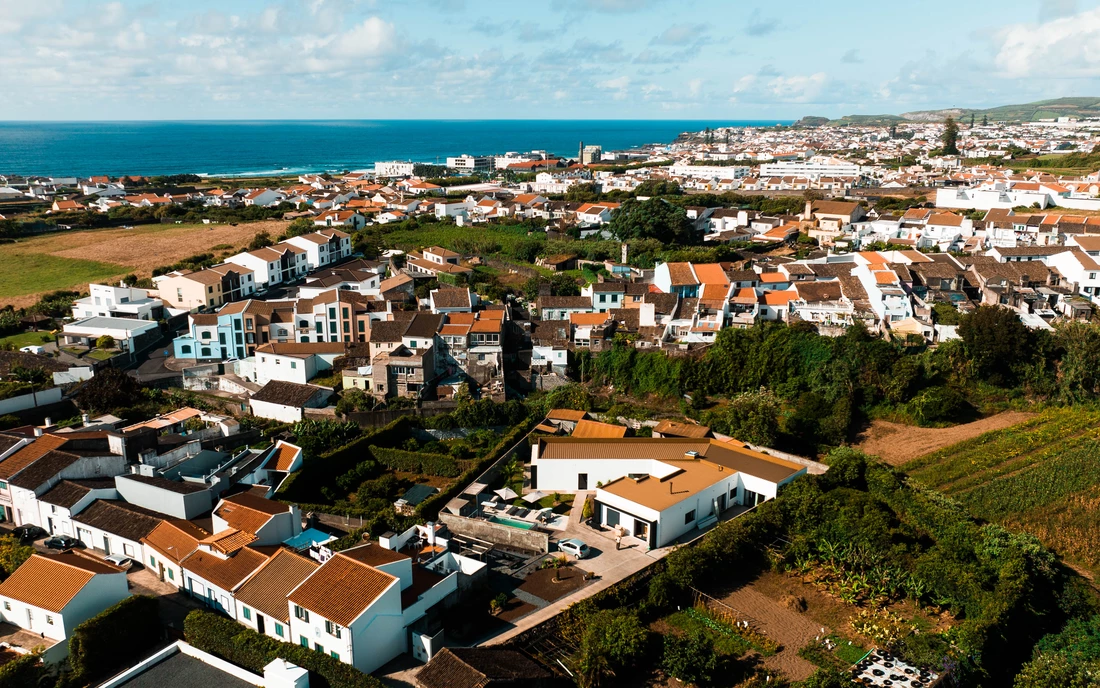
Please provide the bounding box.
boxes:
[662,630,720,687]
[368,446,460,477]
[61,595,162,688]
[184,610,382,688]
[0,652,45,688]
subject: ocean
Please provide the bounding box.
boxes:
[0,120,791,179]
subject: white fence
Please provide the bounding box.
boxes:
[0,387,64,415]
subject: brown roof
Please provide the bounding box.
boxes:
[546,409,589,422]
[9,449,83,490]
[339,542,409,567]
[417,648,555,688]
[250,381,326,408]
[215,492,289,534]
[74,499,165,541]
[571,420,628,439]
[116,474,208,495]
[536,437,803,484]
[0,553,122,613]
[811,200,860,216]
[202,528,259,554]
[287,550,398,627]
[142,520,209,564]
[431,288,472,309]
[254,342,347,357]
[38,479,116,508]
[652,420,711,439]
[666,263,698,286]
[181,546,269,591]
[234,548,319,624]
[602,459,731,512]
[0,435,69,480]
[266,443,301,471]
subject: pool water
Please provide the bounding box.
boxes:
[489,516,536,530]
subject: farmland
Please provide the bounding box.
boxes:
[0,220,288,308]
[903,406,1100,573]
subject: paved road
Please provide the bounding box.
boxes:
[131,347,181,384]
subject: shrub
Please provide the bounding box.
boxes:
[368,446,459,477]
[184,610,382,688]
[662,630,720,687]
[0,652,46,688]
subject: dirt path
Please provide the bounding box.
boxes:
[721,585,825,682]
[854,411,1036,466]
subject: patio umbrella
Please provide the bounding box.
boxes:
[522,490,547,504]
[494,487,519,500]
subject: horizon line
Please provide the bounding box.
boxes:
[0,117,797,124]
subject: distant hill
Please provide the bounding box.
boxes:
[818,97,1100,126]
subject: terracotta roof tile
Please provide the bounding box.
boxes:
[234,549,319,624]
[0,553,121,613]
[287,549,398,627]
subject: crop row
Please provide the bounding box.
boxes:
[945,430,1100,496]
[961,442,1100,522]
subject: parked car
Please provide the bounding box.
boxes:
[44,535,80,550]
[11,525,46,542]
[558,538,590,560]
[19,345,45,355]
[104,554,133,570]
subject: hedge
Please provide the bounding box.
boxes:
[59,595,163,688]
[368,446,460,477]
[184,610,382,688]
[0,653,46,688]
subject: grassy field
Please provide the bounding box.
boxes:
[0,330,54,349]
[903,406,1100,573]
[381,223,541,255]
[0,220,287,308]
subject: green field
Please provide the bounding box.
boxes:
[904,407,1100,573]
[0,331,54,349]
[0,254,127,299]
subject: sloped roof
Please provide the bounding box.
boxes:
[0,553,121,613]
[142,520,209,564]
[234,548,320,624]
[287,550,398,627]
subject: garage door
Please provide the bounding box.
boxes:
[77,528,92,545]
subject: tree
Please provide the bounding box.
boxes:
[1055,322,1100,401]
[941,116,960,155]
[95,334,116,349]
[565,182,601,203]
[0,535,34,579]
[633,179,682,197]
[957,305,1033,385]
[970,113,976,128]
[0,308,19,335]
[249,231,273,250]
[285,217,314,237]
[982,114,989,126]
[701,388,781,446]
[662,630,720,687]
[577,610,650,688]
[609,198,695,245]
[76,367,144,414]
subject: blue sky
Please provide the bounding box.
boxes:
[3,0,1100,120]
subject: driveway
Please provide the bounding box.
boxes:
[132,348,182,384]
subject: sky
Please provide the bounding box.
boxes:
[3,0,1100,121]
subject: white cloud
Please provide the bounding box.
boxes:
[329,17,398,60]
[651,23,706,46]
[597,75,631,99]
[995,7,1100,77]
[732,72,832,103]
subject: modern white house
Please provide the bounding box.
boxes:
[226,245,309,289]
[283,229,353,270]
[61,316,161,354]
[71,284,165,321]
[0,553,129,662]
[530,437,806,548]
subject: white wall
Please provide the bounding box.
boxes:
[531,454,662,492]
[250,399,304,423]
[146,547,185,589]
[184,570,238,619]
[233,598,292,643]
[116,476,212,520]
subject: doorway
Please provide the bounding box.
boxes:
[102,537,111,556]
[578,473,588,490]
[257,615,266,635]
[634,519,649,541]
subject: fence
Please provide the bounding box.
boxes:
[690,587,763,634]
[0,387,63,415]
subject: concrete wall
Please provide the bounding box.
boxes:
[116,476,212,520]
[437,512,549,554]
[0,387,63,415]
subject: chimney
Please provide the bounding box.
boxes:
[263,659,309,688]
[805,199,813,219]
[621,242,628,265]
[44,417,52,428]
[33,427,43,437]
[81,413,91,426]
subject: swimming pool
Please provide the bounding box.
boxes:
[489,516,536,530]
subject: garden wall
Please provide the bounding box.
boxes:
[438,512,549,554]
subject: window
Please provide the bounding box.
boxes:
[358,320,365,333]
[684,509,696,524]
[274,623,284,638]
[218,333,226,345]
[201,331,211,339]
[3,602,9,611]
[180,345,192,354]
[291,362,297,369]
[342,307,349,319]
[168,569,174,581]
[123,543,135,556]
[315,322,323,334]
[300,636,309,648]
[0,481,7,490]
[325,620,342,638]
[599,294,606,303]
[150,555,156,567]
[330,651,339,660]
[242,607,251,620]
[329,307,336,319]
[315,642,324,653]
[201,348,210,357]
[294,605,309,622]
[46,615,53,625]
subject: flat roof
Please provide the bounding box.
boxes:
[116,649,258,688]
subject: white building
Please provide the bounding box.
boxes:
[759,157,862,178]
[374,161,415,177]
[212,492,301,547]
[530,437,806,548]
[446,155,492,173]
[283,230,352,270]
[225,245,309,290]
[0,553,129,662]
[61,316,160,353]
[72,284,164,321]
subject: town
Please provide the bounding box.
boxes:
[2,103,1100,688]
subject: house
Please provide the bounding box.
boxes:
[71,284,164,321]
[529,437,807,548]
[232,548,320,644]
[251,342,346,386]
[141,519,210,589]
[417,648,563,688]
[155,264,257,311]
[428,287,476,315]
[806,200,865,236]
[249,381,332,422]
[114,474,212,520]
[571,419,629,438]
[652,420,712,439]
[61,316,160,354]
[180,532,270,619]
[71,499,165,562]
[0,553,129,662]
[226,244,309,289]
[286,542,459,673]
[212,491,302,547]
[538,295,591,321]
[284,229,353,269]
